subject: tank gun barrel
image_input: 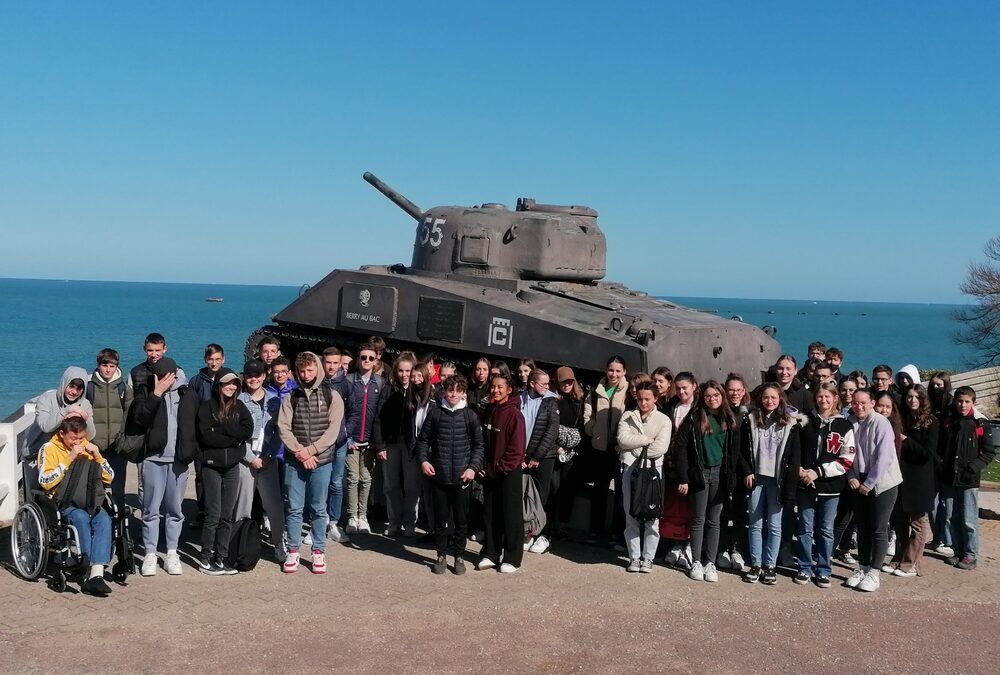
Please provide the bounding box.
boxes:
[363,172,423,221]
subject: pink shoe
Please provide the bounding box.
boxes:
[311,551,327,574]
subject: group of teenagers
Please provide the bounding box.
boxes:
[24,334,996,596]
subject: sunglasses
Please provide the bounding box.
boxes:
[360,355,377,362]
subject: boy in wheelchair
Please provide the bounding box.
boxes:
[38,415,116,596]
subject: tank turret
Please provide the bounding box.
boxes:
[364,172,606,282]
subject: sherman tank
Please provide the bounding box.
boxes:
[246,172,781,383]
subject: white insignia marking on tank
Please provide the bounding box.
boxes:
[488,317,513,349]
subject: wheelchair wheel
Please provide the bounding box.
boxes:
[10,502,49,581]
[52,570,67,593]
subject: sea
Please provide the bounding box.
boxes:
[0,278,976,417]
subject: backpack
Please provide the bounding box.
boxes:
[55,458,105,516]
[85,379,128,410]
[522,474,547,540]
[226,518,261,571]
[629,446,663,521]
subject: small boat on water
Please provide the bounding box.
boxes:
[205,297,224,303]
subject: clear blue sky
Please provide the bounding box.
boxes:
[1,2,996,303]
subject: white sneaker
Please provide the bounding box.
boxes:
[730,551,747,572]
[934,544,954,557]
[346,517,359,534]
[140,553,158,577]
[689,561,705,581]
[302,530,313,548]
[626,558,641,573]
[845,567,867,588]
[327,523,351,543]
[718,550,733,569]
[164,551,183,575]
[523,537,534,551]
[499,562,519,574]
[858,570,881,592]
[383,525,401,537]
[880,564,895,574]
[476,558,495,571]
[703,562,719,583]
[529,536,550,554]
[357,517,371,534]
[886,535,896,557]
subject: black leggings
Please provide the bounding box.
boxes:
[854,486,898,569]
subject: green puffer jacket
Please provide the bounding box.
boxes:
[88,369,134,455]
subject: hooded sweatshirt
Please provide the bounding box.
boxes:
[483,396,526,478]
[24,366,97,459]
[895,364,921,391]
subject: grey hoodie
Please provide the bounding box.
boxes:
[23,366,96,460]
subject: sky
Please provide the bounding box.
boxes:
[1,2,997,303]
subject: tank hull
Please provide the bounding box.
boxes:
[254,266,781,383]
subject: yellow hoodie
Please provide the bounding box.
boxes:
[38,434,114,491]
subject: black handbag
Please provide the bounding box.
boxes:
[629,446,663,521]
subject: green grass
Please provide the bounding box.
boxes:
[984,458,1000,483]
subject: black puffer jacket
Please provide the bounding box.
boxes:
[414,402,485,485]
[525,396,560,462]
[196,399,254,469]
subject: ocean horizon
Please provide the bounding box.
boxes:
[0,277,980,417]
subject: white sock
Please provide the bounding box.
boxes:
[167,548,177,556]
[89,564,104,580]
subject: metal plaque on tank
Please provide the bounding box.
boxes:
[339,283,397,332]
[417,296,465,343]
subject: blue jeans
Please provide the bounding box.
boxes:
[748,476,783,567]
[796,491,839,577]
[326,442,349,523]
[63,506,112,566]
[941,485,980,558]
[284,460,333,553]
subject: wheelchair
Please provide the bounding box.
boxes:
[10,486,135,592]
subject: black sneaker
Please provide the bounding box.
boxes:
[453,555,466,576]
[761,566,778,585]
[743,565,762,583]
[793,571,811,585]
[219,560,239,575]
[81,575,113,597]
[432,555,447,575]
[198,556,225,576]
[814,575,832,589]
[946,555,961,566]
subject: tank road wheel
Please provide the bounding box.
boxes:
[10,502,49,581]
